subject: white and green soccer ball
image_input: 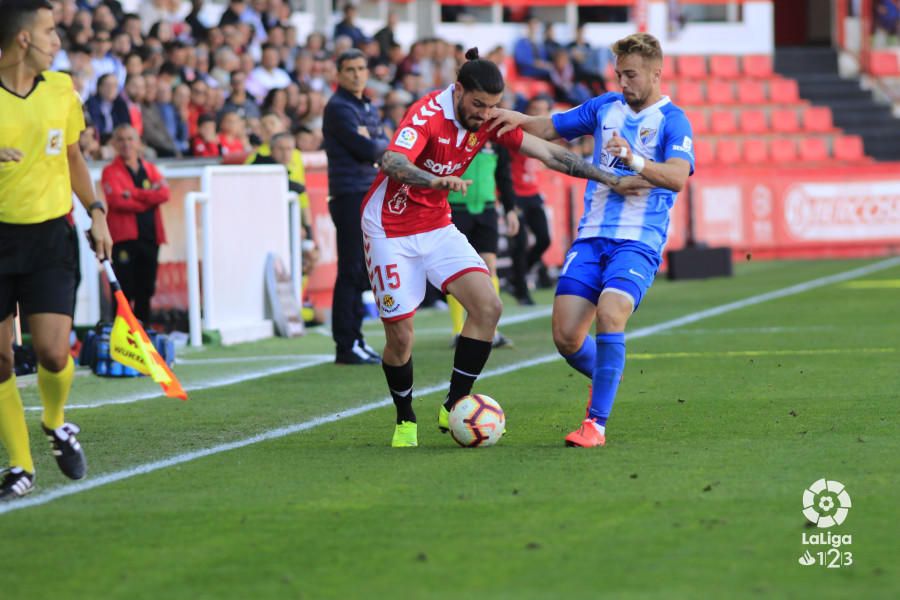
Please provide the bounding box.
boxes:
[449,394,505,448]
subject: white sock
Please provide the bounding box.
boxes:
[591,421,606,435]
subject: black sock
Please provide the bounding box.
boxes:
[444,336,493,410]
[383,358,415,424]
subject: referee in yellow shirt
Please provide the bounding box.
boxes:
[0,0,113,501]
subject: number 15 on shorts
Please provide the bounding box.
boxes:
[372,264,401,291]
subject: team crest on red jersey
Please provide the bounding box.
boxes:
[388,184,410,215]
[465,133,479,152]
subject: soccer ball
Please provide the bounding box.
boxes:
[448,394,505,448]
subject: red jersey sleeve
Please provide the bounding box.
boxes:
[490,125,524,152]
[386,107,431,161]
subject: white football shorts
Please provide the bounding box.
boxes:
[363,225,489,322]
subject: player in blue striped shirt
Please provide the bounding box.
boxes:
[490,33,694,447]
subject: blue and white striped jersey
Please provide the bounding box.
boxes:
[551,93,695,256]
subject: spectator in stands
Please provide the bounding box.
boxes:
[102,124,171,324]
[514,16,552,80]
[543,21,564,59]
[122,13,144,46]
[185,0,210,43]
[508,96,555,305]
[67,43,93,98]
[374,10,398,60]
[89,29,124,93]
[568,23,609,95]
[323,48,388,365]
[549,49,592,105]
[210,48,239,88]
[247,112,307,186]
[334,3,366,48]
[220,70,261,121]
[874,0,900,46]
[79,124,103,161]
[217,110,248,156]
[159,81,189,156]
[141,77,180,158]
[261,86,290,130]
[86,73,130,143]
[123,73,145,138]
[186,78,209,137]
[191,113,221,157]
[247,42,291,100]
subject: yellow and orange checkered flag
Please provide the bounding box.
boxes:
[103,260,187,400]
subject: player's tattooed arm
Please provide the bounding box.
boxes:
[518,133,621,188]
[381,151,437,188]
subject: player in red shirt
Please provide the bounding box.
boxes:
[365,48,622,447]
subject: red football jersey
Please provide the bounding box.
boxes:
[362,84,524,238]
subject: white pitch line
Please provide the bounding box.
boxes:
[23,355,334,412]
[3,256,898,515]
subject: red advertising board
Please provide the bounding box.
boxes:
[690,165,900,259]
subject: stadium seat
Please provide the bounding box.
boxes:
[739,109,768,134]
[662,55,677,79]
[706,80,736,105]
[710,110,738,134]
[770,108,800,133]
[799,137,829,162]
[742,55,774,79]
[715,138,742,163]
[684,109,708,134]
[742,138,768,164]
[694,138,715,165]
[676,80,704,105]
[710,55,740,79]
[769,79,800,104]
[736,80,767,104]
[677,55,707,79]
[660,81,674,98]
[802,106,834,132]
[770,139,798,162]
[833,135,866,161]
[869,51,900,76]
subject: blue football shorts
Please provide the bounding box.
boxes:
[555,237,661,311]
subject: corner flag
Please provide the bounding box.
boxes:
[103,261,187,400]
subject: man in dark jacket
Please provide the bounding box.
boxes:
[85,73,130,143]
[322,49,388,365]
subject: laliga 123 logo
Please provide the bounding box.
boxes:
[798,479,854,568]
[802,478,851,528]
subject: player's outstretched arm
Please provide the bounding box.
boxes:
[518,133,621,188]
[381,150,471,193]
[488,109,559,140]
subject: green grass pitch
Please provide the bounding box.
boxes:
[1,257,898,599]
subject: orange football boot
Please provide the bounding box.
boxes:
[564,418,606,447]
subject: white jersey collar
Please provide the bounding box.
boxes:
[624,94,670,117]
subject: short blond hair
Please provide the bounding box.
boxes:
[611,33,663,63]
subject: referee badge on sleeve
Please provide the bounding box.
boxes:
[46,129,63,155]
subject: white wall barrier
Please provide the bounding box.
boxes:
[183,165,301,347]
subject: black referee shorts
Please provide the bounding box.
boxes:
[451,206,499,255]
[0,217,79,320]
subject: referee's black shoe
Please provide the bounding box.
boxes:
[41,423,87,480]
[0,468,35,501]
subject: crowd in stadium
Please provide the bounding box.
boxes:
[45,0,615,163]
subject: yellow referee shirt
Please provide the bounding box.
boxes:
[0,71,84,224]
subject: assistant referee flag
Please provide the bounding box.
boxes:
[103,262,187,400]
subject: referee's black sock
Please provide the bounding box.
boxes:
[383,358,415,424]
[444,336,493,411]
